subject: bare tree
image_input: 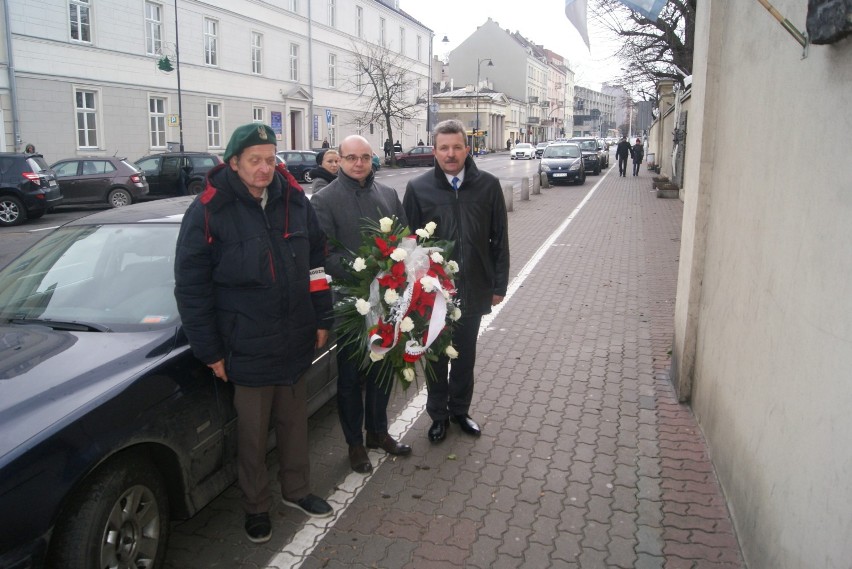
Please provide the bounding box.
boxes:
[348,42,423,166]
[591,0,696,97]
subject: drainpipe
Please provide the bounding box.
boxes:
[307,1,314,149]
[3,0,21,151]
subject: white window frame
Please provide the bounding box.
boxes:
[327,0,336,27]
[74,86,101,149]
[69,0,92,43]
[145,2,162,55]
[328,53,336,88]
[207,101,222,148]
[288,0,298,12]
[289,43,300,82]
[356,6,363,38]
[253,106,265,123]
[328,114,337,147]
[399,27,405,55]
[379,18,385,46]
[204,17,218,66]
[251,31,263,75]
[417,35,422,62]
[148,96,167,149]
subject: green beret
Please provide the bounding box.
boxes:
[223,123,277,162]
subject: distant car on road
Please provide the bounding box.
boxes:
[0,153,63,227]
[0,197,338,569]
[135,151,222,197]
[394,145,435,167]
[535,142,550,159]
[567,138,602,175]
[51,156,148,208]
[538,143,586,186]
[277,150,318,183]
[511,143,535,160]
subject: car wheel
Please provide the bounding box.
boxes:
[108,188,133,208]
[510,156,515,160]
[397,160,406,168]
[303,170,312,183]
[187,180,205,195]
[576,172,586,185]
[0,196,25,226]
[47,455,170,569]
[594,166,601,175]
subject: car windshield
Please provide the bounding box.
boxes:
[543,146,581,159]
[576,141,597,151]
[0,224,180,331]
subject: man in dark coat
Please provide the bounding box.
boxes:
[615,136,633,177]
[312,135,412,474]
[403,119,510,443]
[632,137,645,176]
[174,123,334,545]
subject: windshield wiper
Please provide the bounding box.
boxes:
[10,318,112,332]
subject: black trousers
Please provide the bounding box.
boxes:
[426,314,482,420]
[633,161,641,175]
[618,156,628,175]
[336,339,391,446]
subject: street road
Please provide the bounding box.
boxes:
[0,153,540,270]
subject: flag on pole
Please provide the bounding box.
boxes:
[618,0,668,21]
[564,0,591,49]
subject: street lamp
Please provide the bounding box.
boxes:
[475,57,493,153]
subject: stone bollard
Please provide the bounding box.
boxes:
[540,172,550,189]
[532,172,541,195]
[500,180,514,212]
[520,177,529,201]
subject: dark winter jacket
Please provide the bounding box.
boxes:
[632,143,645,164]
[616,140,633,160]
[403,155,510,317]
[174,163,333,387]
[311,167,407,283]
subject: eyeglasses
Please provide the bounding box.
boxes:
[342,154,372,163]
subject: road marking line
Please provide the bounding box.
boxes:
[275,173,606,568]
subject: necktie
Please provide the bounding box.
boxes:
[452,176,459,191]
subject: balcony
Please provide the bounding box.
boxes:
[527,117,540,124]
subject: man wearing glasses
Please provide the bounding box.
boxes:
[311,135,411,474]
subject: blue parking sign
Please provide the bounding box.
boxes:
[325,109,332,124]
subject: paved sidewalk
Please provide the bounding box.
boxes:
[165,164,744,568]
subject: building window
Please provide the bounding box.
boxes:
[75,89,98,148]
[145,2,162,55]
[149,96,166,148]
[69,0,91,43]
[356,6,363,38]
[289,43,299,81]
[253,106,264,123]
[327,0,336,27]
[399,27,405,55]
[251,32,263,74]
[328,53,336,87]
[204,18,218,66]
[379,18,385,46]
[417,35,422,61]
[288,0,298,12]
[207,102,221,148]
[328,114,337,147]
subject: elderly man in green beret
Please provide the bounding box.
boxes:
[174,123,334,544]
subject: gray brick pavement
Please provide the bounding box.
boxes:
[165,164,744,569]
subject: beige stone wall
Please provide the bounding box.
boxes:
[672,1,852,567]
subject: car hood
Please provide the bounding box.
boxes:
[0,324,178,460]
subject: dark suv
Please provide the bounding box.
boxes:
[567,138,602,175]
[134,152,222,198]
[0,153,63,226]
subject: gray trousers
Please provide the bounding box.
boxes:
[233,381,310,514]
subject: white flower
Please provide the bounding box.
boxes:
[369,350,384,362]
[446,345,459,359]
[446,260,459,273]
[415,228,430,239]
[390,248,408,262]
[430,251,444,264]
[450,306,462,321]
[402,367,415,383]
[379,217,394,233]
[355,298,371,315]
[399,316,415,333]
[384,288,399,305]
[425,221,437,236]
[352,257,367,272]
[420,276,436,292]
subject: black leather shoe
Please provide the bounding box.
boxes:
[451,414,481,437]
[366,432,412,456]
[348,445,372,473]
[428,419,449,443]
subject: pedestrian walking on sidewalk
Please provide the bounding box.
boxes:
[632,138,645,176]
[311,135,412,474]
[616,136,633,177]
[403,119,510,443]
[174,123,334,545]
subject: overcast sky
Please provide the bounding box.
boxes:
[397,0,625,90]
